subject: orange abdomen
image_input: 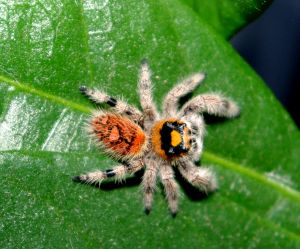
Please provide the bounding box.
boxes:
[90,113,146,158]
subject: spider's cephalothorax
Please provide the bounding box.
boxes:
[73,60,240,216]
[151,119,192,160]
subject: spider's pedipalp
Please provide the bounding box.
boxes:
[163,72,205,117]
[180,93,240,118]
[138,60,158,127]
[182,114,205,161]
[177,158,218,193]
[73,159,144,185]
[159,163,179,216]
[80,86,143,123]
[142,155,159,214]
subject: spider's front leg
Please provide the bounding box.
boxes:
[177,158,217,193]
[163,72,205,117]
[180,93,240,118]
[73,159,144,185]
[138,60,159,129]
[79,86,142,124]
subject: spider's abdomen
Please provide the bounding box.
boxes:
[151,118,191,160]
[90,113,146,158]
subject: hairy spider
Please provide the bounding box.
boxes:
[73,60,240,216]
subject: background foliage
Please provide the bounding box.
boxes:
[1,0,300,248]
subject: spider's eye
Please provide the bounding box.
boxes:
[160,121,191,157]
[151,119,192,159]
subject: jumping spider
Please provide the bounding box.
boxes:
[73,60,240,216]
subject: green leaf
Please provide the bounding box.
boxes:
[1,0,300,248]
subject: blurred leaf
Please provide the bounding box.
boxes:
[180,0,273,38]
[1,0,300,248]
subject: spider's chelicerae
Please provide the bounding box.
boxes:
[73,60,240,216]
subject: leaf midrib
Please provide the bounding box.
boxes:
[1,75,300,205]
[0,75,91,113]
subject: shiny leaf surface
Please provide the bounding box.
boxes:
[0,0,299,248]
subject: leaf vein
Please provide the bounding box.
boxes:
[0,75,91,113]
[203,151,300,203]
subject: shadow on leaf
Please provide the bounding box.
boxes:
[73,166,212,202]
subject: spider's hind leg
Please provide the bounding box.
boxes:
[142,155,159,214]
[73,159,144,185]
[160,163,179,216]
[79,86,142,123]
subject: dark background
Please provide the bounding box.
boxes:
[231,0,300,128]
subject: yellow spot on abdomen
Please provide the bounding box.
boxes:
[170,130,181,147]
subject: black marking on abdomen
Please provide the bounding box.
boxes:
[117,123,136,144]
